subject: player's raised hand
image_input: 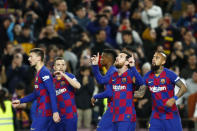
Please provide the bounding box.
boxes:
[12,100,20,108]
[53,112,61,123]
[91,97,96,106]
[90,52,99,65]
[165,98,176,107]
[128,53,135,67]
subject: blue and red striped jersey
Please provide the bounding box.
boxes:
[144,68,180,119]
[94,67,144,122]
[53,72,77,119]
[20,66,58,117]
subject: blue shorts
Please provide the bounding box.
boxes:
[112,121,136,131]
[149,114,182,131]
[31,116,55,131]
[97,108,113,131]
[55,114,77,131]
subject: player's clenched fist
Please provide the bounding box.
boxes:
[53,112,61,123]
[165,98,176,107]
[12,100,20,108]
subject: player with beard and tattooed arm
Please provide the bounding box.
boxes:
[134,51,187,131]
[91,51,146,131]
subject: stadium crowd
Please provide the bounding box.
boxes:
[0,0,197,130]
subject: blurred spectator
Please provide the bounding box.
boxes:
[177,3,197,31]
[1,42,14,69]
[74,5,90,30]
[0,65,7,90]
[181,54,197,79]
[166,41,186,69]
[120,30,139,49]
[6,52,30,94]
[181,30,197,56]
[141,0,163,28]
[12,82,30,129]
[17,25,34,43]
[91,29,112,55]
[184,70,197,99]
[155,14,181,55]
[116,18,143,45]
[36,25,66,48]
[46,45,58,72]
[0,17,11,57]
[87,14,117,48]
[0,89,14,131]
[71,31,92,57]
[75,66,95,128]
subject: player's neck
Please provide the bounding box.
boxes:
[117,66,128,76]
[106,63,113,70]
[155,66,164,74]
[35,62,44,72]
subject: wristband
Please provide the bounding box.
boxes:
[173,96,178,101]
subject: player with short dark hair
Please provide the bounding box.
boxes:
[53,57,81,131]
[134,51,187,131]
[91,49,117,131]
[12,48,60,131]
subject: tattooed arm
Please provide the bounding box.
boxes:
[166,79,187,107]
[175,80,187,98]
[134,85,147,98]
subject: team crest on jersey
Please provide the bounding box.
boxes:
[61,81,65,86]
[160,78,166,84]
[127,115,130,118]
[122,77,127,82]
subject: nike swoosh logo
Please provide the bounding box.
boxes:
[31,128,35,130]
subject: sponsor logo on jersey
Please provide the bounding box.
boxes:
[149,86,167,93]
[42,75,50,81]
[113,85,126,91]
[56,88,67,96]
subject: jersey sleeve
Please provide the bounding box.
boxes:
[91,65,114,84]
[41,70,58,113]
[167,69,180,84]
[129,67,144,86]
[20,91,37,103]
[66,73,77,80]
[93,84,113,99]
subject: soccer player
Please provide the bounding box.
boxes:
[53,57,81,131]
[91,49,117,131]
[134,51,187,131]
[92,51,145,131]
[12,48,60,131]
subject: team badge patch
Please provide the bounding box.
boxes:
[127,115,130,118]
[160,78,166,84]
[122,77,127,82]
[61,81,65,86]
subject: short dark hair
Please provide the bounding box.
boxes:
[54,57,65,64]
[120,51,131,60]
[30,48,45,61]
[103,49,117,63]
